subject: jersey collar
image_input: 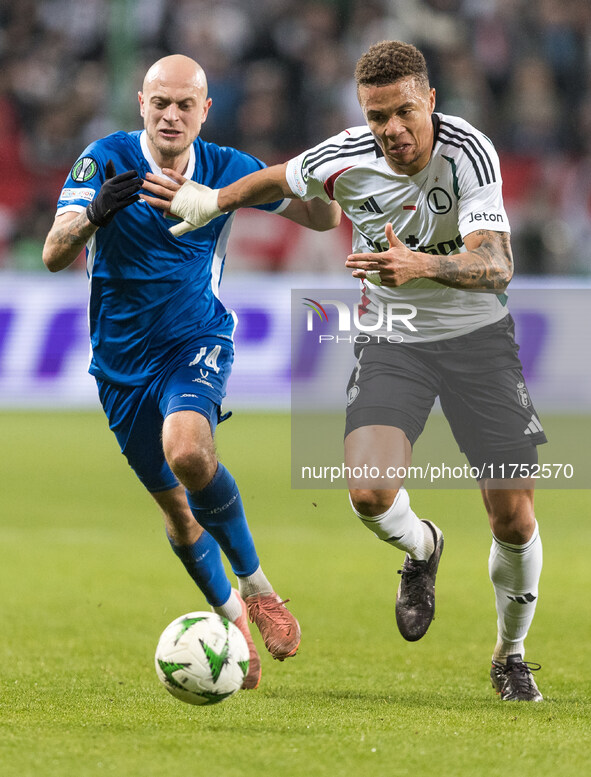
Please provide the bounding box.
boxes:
[431,113,441,148]
[139,130,196,181]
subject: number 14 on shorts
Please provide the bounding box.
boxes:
[189,345,222,373]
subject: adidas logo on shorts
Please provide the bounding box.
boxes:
[523,414,544,436]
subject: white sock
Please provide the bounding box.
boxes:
[237,565,273,598]
[213,589,242,622]
[489,521,543,663]
[350,488,434,560]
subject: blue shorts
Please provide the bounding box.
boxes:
[97,339,234,492]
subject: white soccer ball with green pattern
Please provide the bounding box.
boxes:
[155,611,249,705]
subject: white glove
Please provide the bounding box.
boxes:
[169,180,222,237]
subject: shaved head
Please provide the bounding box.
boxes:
[142,55,208,97]
[139,55,212,171]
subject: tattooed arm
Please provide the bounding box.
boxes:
[42,211,98,272]
[346,225,513,291]
[428,229,513,291]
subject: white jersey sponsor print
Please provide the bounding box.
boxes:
[286,113,511,342]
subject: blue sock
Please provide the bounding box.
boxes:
[186,463,260,577]
[168,530,232,607]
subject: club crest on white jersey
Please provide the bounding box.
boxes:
[286,113,512,342]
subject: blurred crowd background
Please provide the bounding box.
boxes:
[0,0,590,275]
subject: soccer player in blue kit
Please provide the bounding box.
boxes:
[42,54,341,691]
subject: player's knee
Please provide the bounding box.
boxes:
[486,493,536,544]
[350,488,398,518]
[165,441,216,489]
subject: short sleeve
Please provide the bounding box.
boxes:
[56,145,108,215]
[285,150,331,203]
[285,128,370,203]
[458,182,510,238]
[456,136,510,237]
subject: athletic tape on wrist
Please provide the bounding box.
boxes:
[170,181,221,229]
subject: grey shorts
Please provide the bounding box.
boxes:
[345,315,547,469]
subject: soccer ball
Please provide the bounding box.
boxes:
[155,611,249,706]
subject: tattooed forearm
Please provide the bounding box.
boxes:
[54,213,95,246]
[42,211,98,272]
[429,231,513,291]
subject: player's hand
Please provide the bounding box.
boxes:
[86,160,143,227]
[140,170,183,211]
[141,169,221,237]
[141,170,193,236]
[345,223,424,286]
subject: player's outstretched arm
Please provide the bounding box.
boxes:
[141,163,340,233]
[346,224,513,291]
[141,164,292,230]
[278,198,342,231]
[142,164,291,213]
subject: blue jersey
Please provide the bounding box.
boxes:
[56,130,285,386]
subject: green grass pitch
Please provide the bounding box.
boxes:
[1,411,590,777]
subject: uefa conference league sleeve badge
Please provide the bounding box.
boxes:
[71,157,99,183]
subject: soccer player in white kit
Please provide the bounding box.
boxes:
[141,41,546,701]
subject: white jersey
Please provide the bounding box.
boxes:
[286,113,511,342]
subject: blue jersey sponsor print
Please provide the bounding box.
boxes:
[57,130,284,386]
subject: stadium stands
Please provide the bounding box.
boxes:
[0,0,589,274]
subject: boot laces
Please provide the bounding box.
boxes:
[504,658,541,693]
[248,596,293,627]
[397,559,428,606]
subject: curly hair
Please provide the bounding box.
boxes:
[355,40,430,90]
